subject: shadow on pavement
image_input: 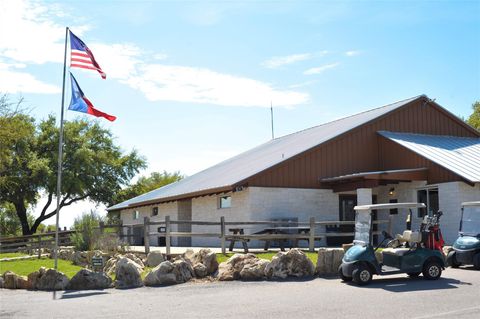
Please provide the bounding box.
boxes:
[58,291,110,299]
[349,276,472,292]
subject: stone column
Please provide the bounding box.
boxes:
[357,188,372,206]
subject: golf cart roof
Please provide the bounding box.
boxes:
[461,201,480,208]
[354,202,426,211]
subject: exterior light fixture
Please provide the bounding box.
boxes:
[388,187,395,196]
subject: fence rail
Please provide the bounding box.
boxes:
[0,231,74,257]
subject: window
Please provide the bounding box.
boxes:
[417,187,439,218]
[152,207,158,216]
[133,210,139,220]
[218,195,231,209]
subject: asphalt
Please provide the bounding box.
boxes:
[1,267,479,319]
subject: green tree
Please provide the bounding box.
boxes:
[0,96,146,235]
[110,171,183,205]
[467,101,480,130]
[0,203,35,236]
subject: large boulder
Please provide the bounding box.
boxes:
[0,276,4,288]
[72,251,89,266]
[265,249,315,279]
[3,271,31,289]
[146,251,165,268]
[104,253,144,276]
[67,269,112,290]
[217,253,269,281]
[50,248,75,261]
[35,268,70,291]
[183,249,218,277]
[316,248,345,275]
[114,257,143,289]
[143,258,194,286]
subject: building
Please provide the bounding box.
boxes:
[107,95,480,247]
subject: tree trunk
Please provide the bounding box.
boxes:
[14,201,32,235]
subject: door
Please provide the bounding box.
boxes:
[177,199,192,247]
[332,195,357,246]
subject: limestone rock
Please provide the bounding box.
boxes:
[146,251,164,268]
[265,249,315,279]
[144,259,194,286]
[0,276,4,288]
[36,268,69,291]
[217,253,269,281]
[3,271,31,289]
[182,249,218,277]
[316,248,345,275]
[72,251,88,266]
[172,258,194,283]
[67,269,112,290]
[27,267,46,289]
[104,253,144,276]
[114,257,143,289]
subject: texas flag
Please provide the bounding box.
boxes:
[68,72,116,122]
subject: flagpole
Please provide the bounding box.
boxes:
[54,26,69,270]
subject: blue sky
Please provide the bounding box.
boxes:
[1,0,479,227]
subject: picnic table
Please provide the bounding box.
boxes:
[226,226,322,252]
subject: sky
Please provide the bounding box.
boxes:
[1,0,479,228]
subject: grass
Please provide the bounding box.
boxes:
[0,252,30,259]
[216,251,318,264]
[0,257,83,278]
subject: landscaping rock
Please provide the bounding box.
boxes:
[265,249,315,279]
[217,253,269,281]
[183,249,218,277]
[104,253,144,276]
[114,257,143,289]
[143,258,194,286]
[67,269,112,290]
[144,261,177,286]
[50,248,75,261]
[72,251,89,266]
[27,267,46,289]
[3,271,31,289]
[36,268,70,291]
[146,251,164,268]
[0,276,4,288]
[316,248,344,275]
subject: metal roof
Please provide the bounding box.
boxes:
[321,167,428,182]
[378,131,480,183]
[108,95,425,211]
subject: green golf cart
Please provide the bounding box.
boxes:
[339,202,446,286]
[447,201,480,270]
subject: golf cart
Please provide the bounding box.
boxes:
[447,201,480,270]
[339,202,446,286]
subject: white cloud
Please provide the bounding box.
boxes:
[262,53,312,69]
[303,63,340,75]
[0,62,60,94]
[125,64,309,108]
[1,0,308,107]
[345,50,361,57]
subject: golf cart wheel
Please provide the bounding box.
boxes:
[422,260,442,280]
[338,265,352,282]
[352,264,373,286]
[447,251,460,268]
[407,272,421,278]
[473,253,480,270]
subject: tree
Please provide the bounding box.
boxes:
[0,96,146,235]
[0,203,35,236]
[110,171,183,205]
[467,101,480,130]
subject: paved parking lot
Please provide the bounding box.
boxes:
[1,267,479,319]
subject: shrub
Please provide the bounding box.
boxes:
[70,211,103,251]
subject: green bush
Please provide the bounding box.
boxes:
[70,211,103,251]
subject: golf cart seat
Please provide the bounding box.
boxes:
[382,248,411,256]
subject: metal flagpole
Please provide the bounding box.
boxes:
[270,101,274,139]
[54,26,69,270]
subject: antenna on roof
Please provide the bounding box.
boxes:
[270,101,275,139]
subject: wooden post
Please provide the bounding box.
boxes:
[309,217,315,252]
[37,235,42,259]
[99,221,105,234]
[220,216,226,255]
[144,216,150,255]
[165,215,171,256]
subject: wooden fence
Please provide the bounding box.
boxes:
[121,216,392,256]
[0,231,75,257]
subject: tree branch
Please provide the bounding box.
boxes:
[39,192,53,218]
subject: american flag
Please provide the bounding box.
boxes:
[69,30,106,79]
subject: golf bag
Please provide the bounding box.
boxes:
[421,211,445,254]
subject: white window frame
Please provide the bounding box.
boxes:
[416,186,439,217]
[133,210,139,220]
